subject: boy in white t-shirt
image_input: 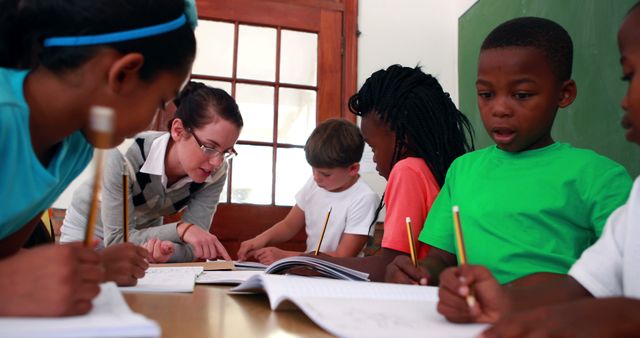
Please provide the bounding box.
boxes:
[237,119,380,264]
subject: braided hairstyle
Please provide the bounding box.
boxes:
[348,65,474,188]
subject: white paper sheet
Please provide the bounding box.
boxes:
[119,266,203,293]
[0,283,160,338]
[196,270,263,284]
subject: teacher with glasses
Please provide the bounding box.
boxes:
[60,81,243,262]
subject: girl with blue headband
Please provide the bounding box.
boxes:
[0,0,197,316]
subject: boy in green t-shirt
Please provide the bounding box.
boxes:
[385,17,632,286]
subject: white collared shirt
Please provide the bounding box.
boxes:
[139,133,214,191]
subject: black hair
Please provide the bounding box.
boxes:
[481,17,573,82]
[304,118,364,168]
[168,81,243,130]
[349,65,474,188]
[0,0,195,81]
[628,1,640,15]
[349,65,474,244]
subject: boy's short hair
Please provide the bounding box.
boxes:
[305,119,364,168]
[481,17,573,81]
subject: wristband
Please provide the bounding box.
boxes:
[179,223,194,242]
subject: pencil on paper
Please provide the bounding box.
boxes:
[84,106,113,247]
[405,217,417,267]
[122,168,129,243]
[314,207,332,255]
[452,205,476,308]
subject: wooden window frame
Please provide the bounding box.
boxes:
[170,0,358,257]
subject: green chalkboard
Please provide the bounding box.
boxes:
[459,0,640,176]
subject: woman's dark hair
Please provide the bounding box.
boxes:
[0,0,195,81]
[349,65,474,187]
[168,81,243,130]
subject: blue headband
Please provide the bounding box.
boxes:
[43,14,188,47]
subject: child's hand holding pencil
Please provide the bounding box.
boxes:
[385,255,430,285]
[436,264,509,324]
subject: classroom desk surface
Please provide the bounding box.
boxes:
[124,285,333,338]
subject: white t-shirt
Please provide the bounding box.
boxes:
[569,176,640,298]
[295,176,379,253]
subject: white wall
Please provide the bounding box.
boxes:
[357,0,478,208]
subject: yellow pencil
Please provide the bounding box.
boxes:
[122,170,129,243]
[452,205,476,308]
[314,207,332,255]
[84,107,113,247]
[405,217,417,267]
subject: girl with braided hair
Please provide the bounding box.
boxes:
[316,65,474,281]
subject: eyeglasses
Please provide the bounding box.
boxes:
[188,128,237,161]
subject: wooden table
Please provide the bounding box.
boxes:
[124,285,333,338]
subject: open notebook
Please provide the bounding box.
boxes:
[230,274,487,338]
[265,256,369,281]
[0,283,160,338]
[119,266,203,293]
[196,270,263,284]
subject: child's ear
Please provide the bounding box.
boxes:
[107,53,145,94]
[348,163,360,176]
[170,118,186,141]
[558,79,577,108]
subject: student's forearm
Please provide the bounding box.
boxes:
[309,252,398,282]
[608,298,640,335]
[506,272,565,288]
[505,275,592,311]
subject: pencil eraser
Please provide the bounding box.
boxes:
[90,106,114,133]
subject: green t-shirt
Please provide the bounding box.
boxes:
[419,143,632,284]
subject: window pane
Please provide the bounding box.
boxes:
[235,84,274,142]
[280,30,317,86]
[219,177,228,203]
[231,145,272,204]
[237,25,276,81]
[193,20,234,77]
[197,79,232,95]
[275,147,310,206]
[278,88,316,145]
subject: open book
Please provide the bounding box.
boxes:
[0,282,160,338]
[119,266,203,293]
[265,256,369,281]
[196,270,263,284]
[230,274,487,338]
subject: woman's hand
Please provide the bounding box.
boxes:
[178,223,231,260]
